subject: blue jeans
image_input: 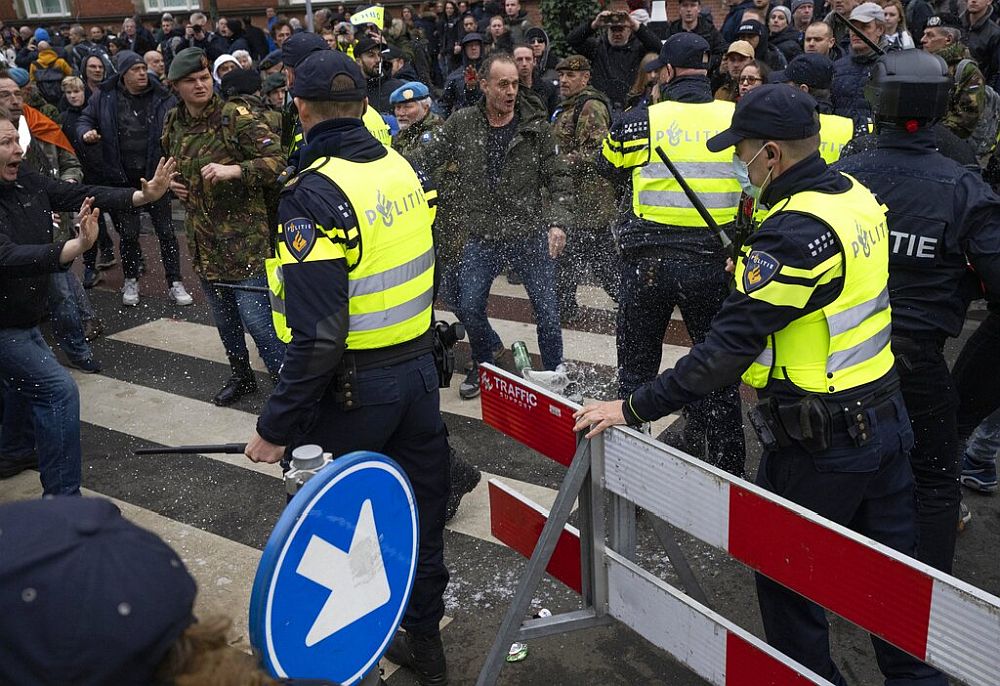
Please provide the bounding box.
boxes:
[456,233,563,370]
[965,407,1000,465]
[48,270,93,363]
[200,275,285,376]
[0,326,82,495]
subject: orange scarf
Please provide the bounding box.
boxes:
[23,104,75,155]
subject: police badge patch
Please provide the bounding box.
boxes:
[743,250,781,293]
[283,218,316,262]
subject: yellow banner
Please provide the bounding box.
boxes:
[350,5,385,27]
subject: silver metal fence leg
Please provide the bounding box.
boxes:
[608,492,637,561]
[649,514,710,607]
[475,440,593,686]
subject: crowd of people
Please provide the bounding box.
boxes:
[0,0,998,684]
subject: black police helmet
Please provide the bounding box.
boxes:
[864,50,951,124]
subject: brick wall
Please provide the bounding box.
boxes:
[0,0,733,42]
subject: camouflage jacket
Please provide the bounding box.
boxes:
[551,86,617,230]
[161,94,286,281]
[227,93,282,138]
[936,42,985,140]
[393,110,465,263]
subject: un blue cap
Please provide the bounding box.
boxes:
[706,84,820,151]
[291,49,367,101]
[390,81,430,105]
[646,32,710,71]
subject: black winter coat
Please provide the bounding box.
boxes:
[75,74,177,185]
[963,6,1000,88]
[831,50,880,129]
[566,21,663,112]
[771,28,803,61]
[0,172,133,328]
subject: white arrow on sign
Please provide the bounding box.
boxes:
[295,498,392,647]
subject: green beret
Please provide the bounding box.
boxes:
[167,47,210,81]
[555,54,591,72]
[260,71,287,96]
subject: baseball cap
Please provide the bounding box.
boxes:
[461,31,484,45]
[383,44,404,60]
[646,32,711,72]
[291,49,367,101]
[726,40,755,59]
[849,2,886,23]
[0,497,197,686]
[737,20,766,38]
[769,53,834,89]
[706,84,820,151]
[281,31,329,69]
[390,80,430,104]
[354,35,382,56]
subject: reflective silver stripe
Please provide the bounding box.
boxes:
[638,161,734,179]
[268,291,285,315]
[349,247,435,298]
[637,189,740,210]
[349,285,433,331]
[827,287,890,337]
[753,347,773,367]
[828,323,891,372]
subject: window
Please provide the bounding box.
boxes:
[24,0,69,18]
[145,0,200,11]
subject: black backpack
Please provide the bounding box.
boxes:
[32,63,64,105]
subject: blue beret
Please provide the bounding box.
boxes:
[390,81,430,105]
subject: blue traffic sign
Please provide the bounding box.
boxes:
[250,451,418,684]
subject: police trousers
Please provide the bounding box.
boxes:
[617,251,745,475]
[754,391,945,686]
[893,335,960,574]
[293,353,450,636]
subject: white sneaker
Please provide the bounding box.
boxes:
[122,278,139,307]
[168,281,193,306]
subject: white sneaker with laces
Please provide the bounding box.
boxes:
[169,281,194,306]
[122,278,140,307]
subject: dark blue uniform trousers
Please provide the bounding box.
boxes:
[294,353,451,637]
[617,253,746,475]
[754,391,946,686]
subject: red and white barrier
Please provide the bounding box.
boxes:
[480,364,1000,686]
[489,480,831,686]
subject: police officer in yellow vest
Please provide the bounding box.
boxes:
[770,53,854,163]
[245,50,452,686]
[280,32,391,173]
[576,85,943,686]
[597,32,746,476]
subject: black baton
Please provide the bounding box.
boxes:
[134,443,248,455]
[832,13,885,56]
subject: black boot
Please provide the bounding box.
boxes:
[213,356,257,406]
[385,630,448,686]
[446,448,481,522]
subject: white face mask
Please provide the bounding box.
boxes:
[731,143,773,200]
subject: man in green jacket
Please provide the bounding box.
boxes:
[409,52,574,400]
